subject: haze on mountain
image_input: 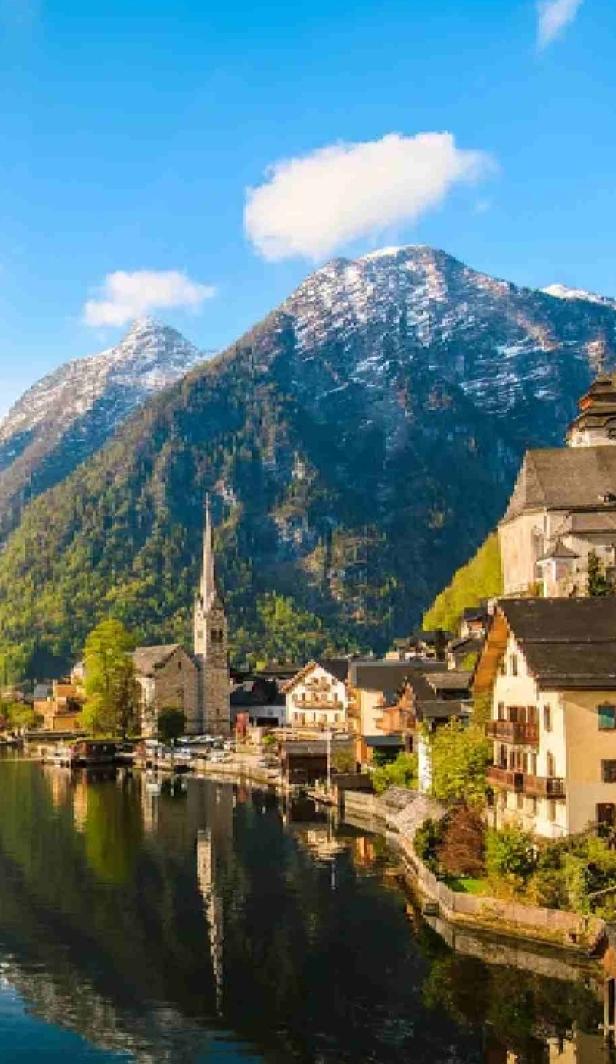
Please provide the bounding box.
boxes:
[1,245,615,678]
[0,318,210,542]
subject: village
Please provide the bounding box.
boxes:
[4,371,616,1029]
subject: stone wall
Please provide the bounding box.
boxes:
[140,647,199,736]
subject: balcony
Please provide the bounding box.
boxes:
[292,694,344,710]
[486,765,524,791]
[522,774,566,799]
[486,765,565,798]
[486,720,539,745]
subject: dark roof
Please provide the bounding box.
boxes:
[364,734,405,748]
[537,537,579,562]
[230,679,284,707]
[448,635,484,654]
[498,598,616,689]
[319,658,351,683]
[426,671,473,692]
[349,660,419,693]
[133,644,182,676]
[462,605,488,621]
[416,700,467,721]
[501,447,616,524]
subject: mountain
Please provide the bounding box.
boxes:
[1,245,616,678]
[0,318,209,541]
[541,283,616,308]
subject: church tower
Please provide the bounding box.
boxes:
[194,496,231,736]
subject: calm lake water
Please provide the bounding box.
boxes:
[0,758,611,1063]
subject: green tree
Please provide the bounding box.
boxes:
[430,722,490,805]
[82,619,137,737]
[485,824,536,886]
[423,532,502,634]
[372,752,417,795]
[587,550,612,596]
[157,706,186,744]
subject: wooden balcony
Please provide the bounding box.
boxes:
[486,765,523,791]
[486,720,539,745]
[522,774,566,798]
[486,765,565,798]
[292,695,344,710]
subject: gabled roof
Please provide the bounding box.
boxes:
[426,671,473,692]
[494,598,616,689]
[415,700,467,721]
[501,447,616,524]
[282,658,350,693]
[133,644,183,677]
[536,538,579,562]
[349,660,419,693]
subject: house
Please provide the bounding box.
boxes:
[133,644,200,737]
[283,659,350,731]
[230,677,286,728]
[476,598,616,839]
[499,374,616,598]
[34,679,85,732]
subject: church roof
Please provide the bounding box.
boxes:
[133,644,182,676]
[501,447,616,524]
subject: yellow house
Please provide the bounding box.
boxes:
[476,598,616,839]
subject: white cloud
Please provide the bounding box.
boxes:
[83,269,216,327]
[537,0,584,48]
[244,132,494,262]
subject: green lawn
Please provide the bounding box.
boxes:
[443,875,487,895]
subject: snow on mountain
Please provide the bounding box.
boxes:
[541,283,616,307]
[0,318,211,540]
[0,317,208,443]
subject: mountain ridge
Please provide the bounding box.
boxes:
[0,245,615,677]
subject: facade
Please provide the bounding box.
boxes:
[133,644,199,737]
[476,598,616,839]
[499,375,616,598]
[283,660,349,731]
[34,680,84,732]
[193,496,231,736]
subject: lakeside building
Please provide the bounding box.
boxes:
[475,598,616,839]
[283,660,350,731]
[34,679,84,732]
[133,645,199,737]
[499,374,616,598]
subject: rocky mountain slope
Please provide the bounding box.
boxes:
[1,246,615,676]
[0,318,209,541]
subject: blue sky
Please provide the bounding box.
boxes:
[0,0,614,413]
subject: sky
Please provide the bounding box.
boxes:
[0,0,614,414]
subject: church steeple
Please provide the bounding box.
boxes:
[194,495,230,736]
[200,494,217,613]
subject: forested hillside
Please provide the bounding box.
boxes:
[0,246,614,679]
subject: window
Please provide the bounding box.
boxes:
[547,800,556,823]
[499,658,506,676]
[510,654,518,677]
[527,796,537,816]
[598,704,616,731]
[543,704,552,732]
[602,760,616,783]
[497,701,505,721]
[597,803,616,830]
[529,753,537,777]
[546,751,556,777]
[516,792,524,811]
[177,660,182,671]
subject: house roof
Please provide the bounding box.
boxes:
[416,700,467,721]
[349,660,420,693]
[501,447,616,524]
[497,598,616,689]
[133,644,182,677]
[426,671,473,692]
[536,538,579,562]
[364,734,405,748]
[282,658,350,693]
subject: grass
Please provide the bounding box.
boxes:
[443,875,487,895]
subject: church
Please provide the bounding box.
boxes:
[134,497,231,737]
[499,373,616,597]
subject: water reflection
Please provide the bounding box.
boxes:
[0,758,611,1062]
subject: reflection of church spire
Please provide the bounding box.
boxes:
[197,828,224,1016]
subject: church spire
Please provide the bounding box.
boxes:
[201,493,217,612]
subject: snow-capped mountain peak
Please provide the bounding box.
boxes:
[541,283,616,308]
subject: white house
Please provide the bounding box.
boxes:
[283,660,350,731]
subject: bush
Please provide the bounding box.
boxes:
[486,825,536,886]
[430,722,490,806]
[372,752,417,795]
[437,805,486,877]
[414,817,443,873]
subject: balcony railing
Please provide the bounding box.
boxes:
[523,774,566,798]
[292,695,344,710]
[486,765,565,798]
[486,720,539,745]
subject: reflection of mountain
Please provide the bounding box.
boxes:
[0,762,605,1063]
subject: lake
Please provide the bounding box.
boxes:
[0,758,611,1062]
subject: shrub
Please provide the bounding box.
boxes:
[430,722,490,806]
[414,817,443,874]
[372,752,417,795]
